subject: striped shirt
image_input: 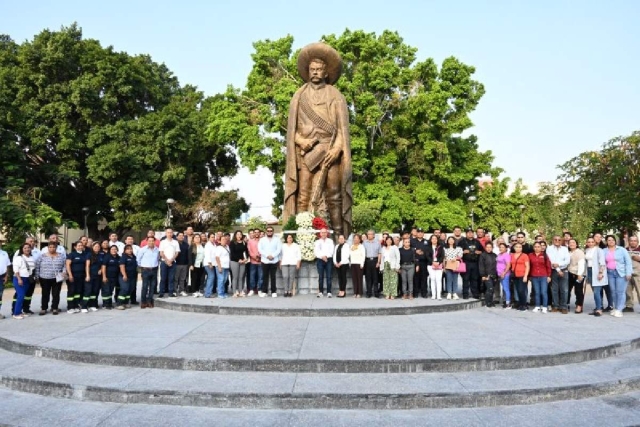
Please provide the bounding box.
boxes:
[36,253,66,280]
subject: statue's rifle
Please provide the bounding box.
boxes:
[310,128,337,212]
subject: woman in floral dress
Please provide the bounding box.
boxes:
[380,236,400,299]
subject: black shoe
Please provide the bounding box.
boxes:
[24,310,35,315]
[623,307,634,313]
[130,301,140,305]
[463,296,469,300]
[105,305,113,310]
[158,294,166,299]
[603,306,613,312]
[375,294,382,299]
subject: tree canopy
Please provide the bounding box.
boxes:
[206,29,498,231]
[0,24,246,239]
[559,131,640,234]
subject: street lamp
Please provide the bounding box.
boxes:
[165,198,175,228]
[519,204,525,231]
[468,196,477,230]
[82,207,90,236]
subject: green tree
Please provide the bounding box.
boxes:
[470,178,541,234]
[527,182,597,241]
[174,189,249,231]
[206,30,497,230]
[1,24,237,232]
[559,131,640,234]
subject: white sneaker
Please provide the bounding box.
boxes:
[327,293,332,298]
[452,294,459,300]
[610,310,617,316]
[541,307,548,313]
[259,291,266,298]
[272,293,277,298]
[68,309,77,314]
[613,310,623,318]
[180,292,188,297]
[437,297,442,300]
[532,307,541,313]
[247,290,255,297]
[80,309,88,313]
[431,296,436,300]
[446,294,452,300]
[317,293,323,298]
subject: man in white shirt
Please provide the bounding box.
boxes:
[546,235,571,313]
[214,234,231,299]
[0,241,11,319]
[203,233,218,298]
[108,233,125,256]
[258,227,282,297]
[314,229,335,297]
[158,228,180,298]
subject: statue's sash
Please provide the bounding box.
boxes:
[299,92,336,172]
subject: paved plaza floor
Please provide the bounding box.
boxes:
[0,287,639,425]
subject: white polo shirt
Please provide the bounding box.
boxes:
[159,239,180,262]
[214,245,231,269]
[0,249,11,275]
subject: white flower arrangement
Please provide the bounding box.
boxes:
[295,212,314,229]
[295,212,317,261]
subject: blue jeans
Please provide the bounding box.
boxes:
[607,269,627,311]
[204,265,216,297]
[141,268,157,303]
[117,274,136,305]
[12,276,29,316]
[445,270,459,294]
[159,262,176,294]
[249,263,263,291]
[500,274,511,303]
[316,258,333,294]
[217,268,230,297]
[593,285,603,310]
[531,276,548,307]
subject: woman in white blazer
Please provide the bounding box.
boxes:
[585,236,607,316]
[333,234,351,298]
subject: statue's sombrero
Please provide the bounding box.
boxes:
[297,42,342,85]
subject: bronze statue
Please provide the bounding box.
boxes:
[283,42,352,237]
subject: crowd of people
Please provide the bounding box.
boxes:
[0,225,638,320]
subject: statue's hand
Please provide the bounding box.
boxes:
[324,147,342,167]
[295,135,315,152]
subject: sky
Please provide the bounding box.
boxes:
[2,0,639,220]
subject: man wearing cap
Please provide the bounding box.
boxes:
[411,228,429,298]
[283,42,352,237]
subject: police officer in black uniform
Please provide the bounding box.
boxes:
[66,241,87,313]
[101,245,120,309]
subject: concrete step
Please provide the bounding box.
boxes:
[1,332,638,373]
[1,387,639,427]
[1,349,640,409]
[2,305,640,373]
[153,294,483,316]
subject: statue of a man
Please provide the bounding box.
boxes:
[283,42,352,237]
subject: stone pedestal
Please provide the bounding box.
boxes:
[276,261,353,295]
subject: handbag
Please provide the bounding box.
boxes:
[21,256,36,283]
[445,260,459,271]
[455,260,467,274]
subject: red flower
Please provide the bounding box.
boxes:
[312,217,328,230]
[312,217,328,238]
